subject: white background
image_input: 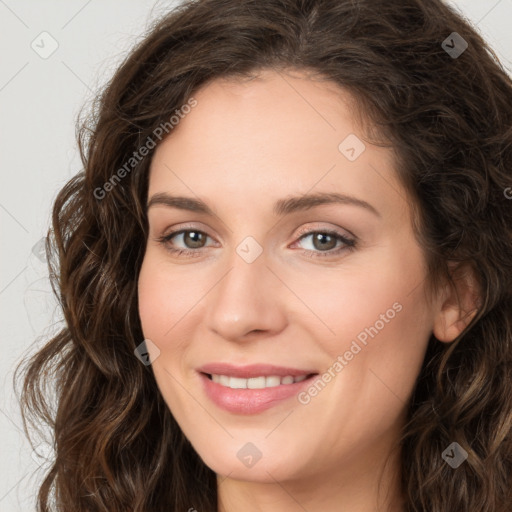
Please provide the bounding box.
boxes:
[1,1,511,510]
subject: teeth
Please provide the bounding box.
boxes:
[247,376,266,389]
[209,374,309,389]
[229,377,247,389]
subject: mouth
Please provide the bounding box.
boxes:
[197,363,319,414]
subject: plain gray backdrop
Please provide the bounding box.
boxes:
[1,1,511,510]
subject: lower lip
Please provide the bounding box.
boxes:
[199,372,316,414]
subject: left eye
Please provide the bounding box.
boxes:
[291,229,357,259]
[295,231,353,252]
[164,230,209,249]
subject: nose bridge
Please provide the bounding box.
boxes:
[205,241,286,340]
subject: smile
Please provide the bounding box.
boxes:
[197,363,319,414]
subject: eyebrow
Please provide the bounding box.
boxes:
[146,191,381,218]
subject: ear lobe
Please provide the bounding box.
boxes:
[432,263,481,343]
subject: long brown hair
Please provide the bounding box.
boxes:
[14,0,512,510]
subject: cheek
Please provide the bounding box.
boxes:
[300,244,432,397]
[137,257,191,411]
[137,260,165,340]
[137,255,199,342]
[326,243,429,344]
[298,281,432,457]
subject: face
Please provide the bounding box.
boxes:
[137,69,437,485]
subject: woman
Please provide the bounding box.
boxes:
[15,0,512,510]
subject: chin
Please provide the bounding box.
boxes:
[193,437,306,482]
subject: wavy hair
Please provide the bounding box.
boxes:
[15,0,512,510]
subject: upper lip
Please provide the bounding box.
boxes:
[198,363,318,379]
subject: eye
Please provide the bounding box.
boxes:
[156,228,213,257]
[170,230,208,249]
[291,228,356,259]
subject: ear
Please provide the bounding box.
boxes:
[432,262,481,343]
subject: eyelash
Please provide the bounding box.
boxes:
[155,226,357,260]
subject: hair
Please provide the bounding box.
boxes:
[14,0,512,510]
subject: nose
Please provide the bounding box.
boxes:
[205,248,288,342]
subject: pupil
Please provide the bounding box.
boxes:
[186,231,204,248]
[314,233,335,250]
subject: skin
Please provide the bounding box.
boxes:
[137,69,477,512]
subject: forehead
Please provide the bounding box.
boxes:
[148,69,407,224]
[164,69,363,156]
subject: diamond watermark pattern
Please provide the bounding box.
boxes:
[442,441,468,468]
[338,134,366,161]
[31,237,47,262]
[31,31,59,59]
[441,32,468,59]
[134,339,161,366]
[236,442,263,468]
[236,236,263,264]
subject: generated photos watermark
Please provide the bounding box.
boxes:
[298,301,403,405]
[442,442,468,469]
[134,339,161,366]
[237,442,263,468]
